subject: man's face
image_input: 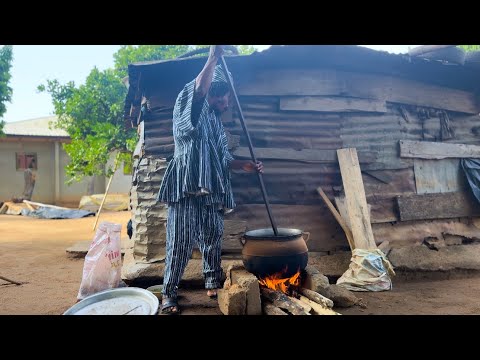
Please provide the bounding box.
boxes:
[209,92,230,115]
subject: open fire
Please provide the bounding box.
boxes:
[258,267,302,296]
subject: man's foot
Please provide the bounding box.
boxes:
[207,289,218,299]
[161,297,180,315]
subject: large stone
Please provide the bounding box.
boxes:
[218,284,247,315]
[388,244,480,272]
[231,269,262,315]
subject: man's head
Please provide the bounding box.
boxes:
[207,65,232,115]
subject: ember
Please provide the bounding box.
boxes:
[258,267,301,295]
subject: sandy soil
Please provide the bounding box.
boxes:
[1,212,480,315]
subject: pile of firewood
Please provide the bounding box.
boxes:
[261,287,340,315]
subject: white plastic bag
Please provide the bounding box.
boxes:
[336,248,395,292]
[77,222,123,300]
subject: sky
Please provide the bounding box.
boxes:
[3,45,419,123]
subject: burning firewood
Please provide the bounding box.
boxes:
[289,296,312,313]
[263,303,288,315]
[299,296,341,315]
[299,288,334,308]
[261,288,310,315]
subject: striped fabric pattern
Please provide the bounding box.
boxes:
[157,76,235,210]
[158,68,236,300]
[162,196,224,298]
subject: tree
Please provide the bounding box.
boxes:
[459,45,480,52]
[38,68,136,187]
[39,45,257,188]
[0,45,13,137]
[113,45,191,77]
[113,45,255,76]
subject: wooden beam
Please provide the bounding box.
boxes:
[280,96,388,113]
[317,187,355,251]
[233,147,376,163]
[337,148,377,250]
[237,69,479,114]
[408,45,457,57]
[400,140,480,159]
[396,191,480,221]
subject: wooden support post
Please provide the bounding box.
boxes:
[336,148,377,250]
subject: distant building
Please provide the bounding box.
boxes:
[0,116,131,206]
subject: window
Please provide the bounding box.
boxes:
[16,153,37,171]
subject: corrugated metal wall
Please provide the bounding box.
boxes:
[137,67,480,251]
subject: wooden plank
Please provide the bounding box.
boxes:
[334,196,351,229]
[414,159,466,194]
[362,168,417,198]
[280,96,388,113]
[233,147,376,163]
[337,148,377,250]
[237,69,479,114]
[396,192,480,221]
[400,140,480,159]
[317,187,354,251]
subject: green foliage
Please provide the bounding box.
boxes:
[459,45,480,52]
[235,45,256,55]
[114,45,256,75]
[40,45,258,186]
[38,67,136,184]
[0,45,13,136]
[113,45,191,77]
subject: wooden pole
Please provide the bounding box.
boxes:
[0,275,22,285]
[219,55,278,236]
[336,148,377,250]
[93,155,120,231]
[317,186,355,251]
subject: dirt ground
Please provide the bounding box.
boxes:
[2,211,480,315]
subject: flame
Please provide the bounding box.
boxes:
[258,268,301,294]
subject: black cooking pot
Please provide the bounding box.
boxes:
[240,228,310,278]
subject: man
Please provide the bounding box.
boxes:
[157,45,263,314]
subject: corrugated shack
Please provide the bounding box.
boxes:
[123,45,480,264]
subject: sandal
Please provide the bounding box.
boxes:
[161,297,180,315]
[207,289,218,299]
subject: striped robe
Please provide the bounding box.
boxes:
[157,67,235,299]
[157,77,235,209]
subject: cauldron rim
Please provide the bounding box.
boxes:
[244,227,303,241]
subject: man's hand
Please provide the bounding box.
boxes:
[241,160,264,174]
[209,45,225,59]
[230,159,264,173]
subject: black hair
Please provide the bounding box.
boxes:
[208,81,230,98]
